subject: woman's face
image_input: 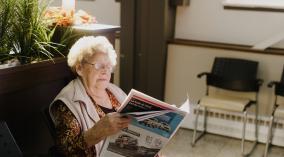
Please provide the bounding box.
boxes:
[77,52,113,90]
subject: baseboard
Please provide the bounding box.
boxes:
[180,104,284,147]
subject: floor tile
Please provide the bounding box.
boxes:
[161,128,284,157]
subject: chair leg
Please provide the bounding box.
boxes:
[191,105,206,147]
[241,111,247,155]
[264,116,274,157]
[204,107,208,132]
[241,110,258,157]
[255,102,259,141]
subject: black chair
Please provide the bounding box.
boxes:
[42,106,56,140]
[191,57,263,156]
[0,121,22,157]
[42,106,64,157]
[264,66,284,157]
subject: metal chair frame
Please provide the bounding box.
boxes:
[191,57,262,157]
[264,105,276,157]
[191,91,259,157]
[264,78,284,157]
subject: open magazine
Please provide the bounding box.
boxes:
[100,89,189,157]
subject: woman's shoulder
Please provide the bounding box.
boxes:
[57,79,77,96]
[50,100,72,116]
[51,100,67,110]
[50,100,75,124]
[53,78,81,103]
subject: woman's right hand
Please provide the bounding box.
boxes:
[98,112,132,136]
[84,112,131,146]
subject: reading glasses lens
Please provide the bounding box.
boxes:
[93,63,113,72]
[83,61,113,72]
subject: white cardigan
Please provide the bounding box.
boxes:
[49,78,127,156]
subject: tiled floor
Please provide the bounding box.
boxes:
[161,128,284,157]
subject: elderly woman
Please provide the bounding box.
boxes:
[49,36,131,157]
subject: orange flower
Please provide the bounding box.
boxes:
[44,7,97,27]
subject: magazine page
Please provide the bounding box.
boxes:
[100,89,187,157]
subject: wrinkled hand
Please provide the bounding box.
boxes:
[98,112,132,136]
[84,112,131,146]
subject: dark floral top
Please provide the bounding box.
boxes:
[51,89,121,157]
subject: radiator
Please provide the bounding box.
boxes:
[180,104,284,147]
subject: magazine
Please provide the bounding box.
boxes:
[100,89,189,157]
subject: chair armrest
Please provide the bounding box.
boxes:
[197,72,210,79]
[267,81,278,88]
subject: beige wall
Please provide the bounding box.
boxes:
[175,0,284,48]
[165,44,284,116]
[113,38,120,86]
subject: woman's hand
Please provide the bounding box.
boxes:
[98,112,131,136]
[84,112,131,147]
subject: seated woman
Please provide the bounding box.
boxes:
[49,36,131,157]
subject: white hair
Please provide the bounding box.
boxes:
[67,36,117,72]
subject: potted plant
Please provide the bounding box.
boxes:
[0,0,118,154]
[0,0,16,66]
[0,0,76,67]
[0,0,76,91]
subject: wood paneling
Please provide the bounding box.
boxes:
[120,0,136,93]
[0,58,74,154]
[120,0,176,100]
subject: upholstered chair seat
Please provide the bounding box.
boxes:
[199,95,250,112]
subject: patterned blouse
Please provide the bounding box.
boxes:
[51,89,121,157]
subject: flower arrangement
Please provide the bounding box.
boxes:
[44,7,97,27]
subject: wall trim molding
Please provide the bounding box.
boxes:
[168,38,284,56]
[224,6,284,12]
[223,0,284,12]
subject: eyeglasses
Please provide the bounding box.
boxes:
[83,61,114,73]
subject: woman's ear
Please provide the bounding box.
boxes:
[75,63,83,77]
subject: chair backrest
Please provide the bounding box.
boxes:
[207,57,259,92]
[275,66,284,97]
[0,121,22,157]
[42,107,56,140]
[280,66,284,83]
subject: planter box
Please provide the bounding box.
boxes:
[0,57,74,155]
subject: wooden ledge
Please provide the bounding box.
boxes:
[224,6,284,12]
[168,38,284,56]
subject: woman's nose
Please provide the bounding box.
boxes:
[100,68,110,75]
